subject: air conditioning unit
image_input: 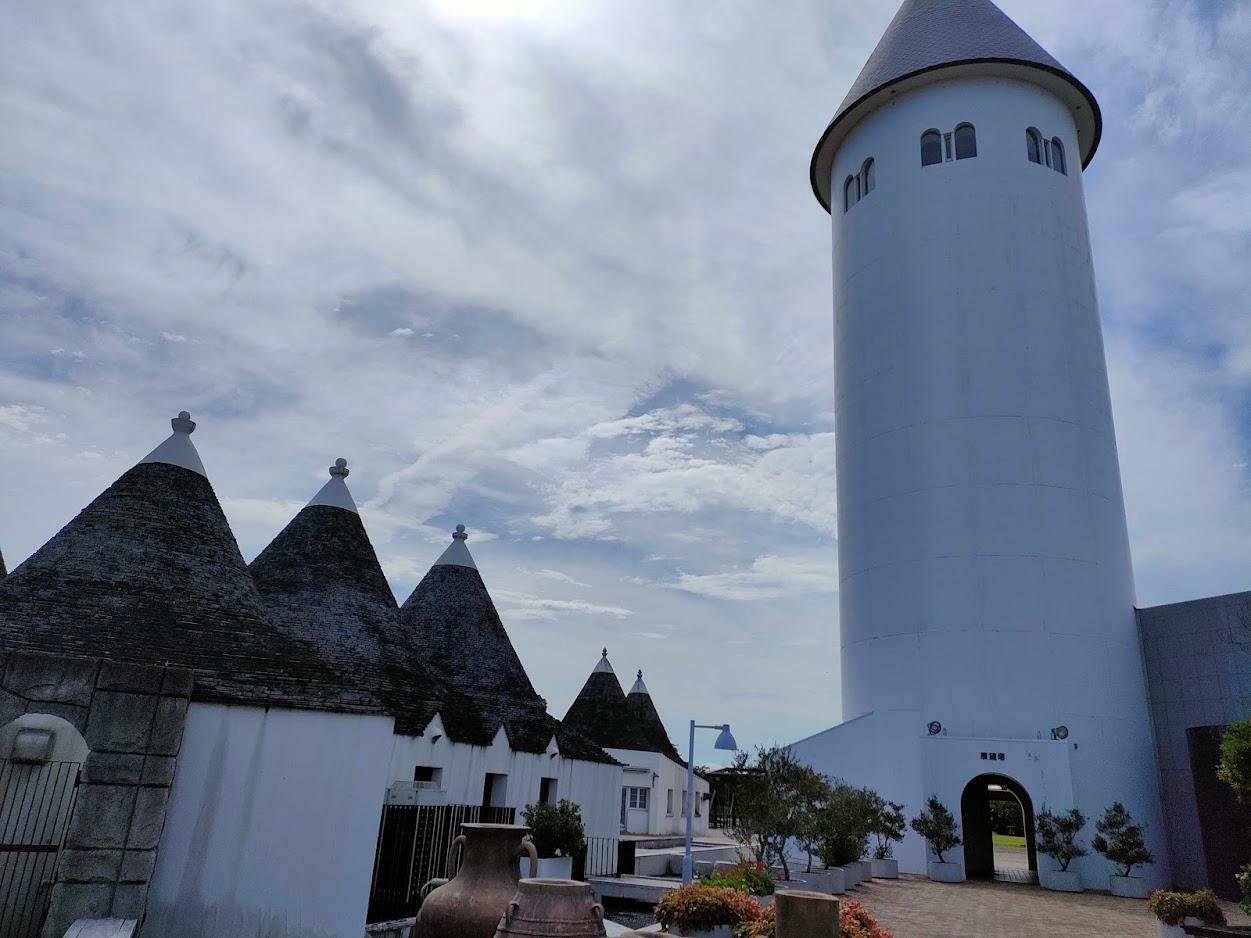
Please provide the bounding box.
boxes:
[388,781,448,806]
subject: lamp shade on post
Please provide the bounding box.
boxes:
[683,722,737,883]
[714,725,737,751]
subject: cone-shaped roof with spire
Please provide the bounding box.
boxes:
[248,460,491,740]
[0,412,379,712]
[810,0,1102,210]
[562,650,653,752]
[399,527,614,762]
[625,669,685,765]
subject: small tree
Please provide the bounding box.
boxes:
[1035,806,1087,872]
[1218,720,1251,805]
[726,746,831,881]
[1092,802,1153,878]
[867,793,906,861]
[910,796,961,863]
[815,782,875,868]
[521,799,585,859]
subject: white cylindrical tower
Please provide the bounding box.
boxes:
[807,0,1166,884]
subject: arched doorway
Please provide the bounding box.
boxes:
[960,773,1037,882]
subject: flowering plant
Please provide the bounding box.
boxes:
[655,884,761,932]
[703,860,776,896]
[733,900,891,938]
[1147,889,1226,927]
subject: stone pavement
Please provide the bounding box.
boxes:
[853,874,1250,938]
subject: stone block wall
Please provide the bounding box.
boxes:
[0,650,192,938]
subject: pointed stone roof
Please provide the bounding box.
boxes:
[0,413,378,713]
[625,669,685,765]
[0,547,6,580]
[810,0,1102,210]
[399,528,615,763]
[562,650,653,753]
[248,461,489,741]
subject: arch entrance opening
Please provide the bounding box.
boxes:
[960,773,1037,882]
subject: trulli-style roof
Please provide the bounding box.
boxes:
[399,529,616,763]
[562,650,654,753]
[810,0,1102,211]
[626,669,686,765]
[0,413,378,713]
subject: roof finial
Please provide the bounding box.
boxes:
[602,647,608,658]
[171,411,196,435]
[453,524,468,541]
[637,669,643,680]
[329,457,349,479]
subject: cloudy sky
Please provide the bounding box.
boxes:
[2,0,1249,758]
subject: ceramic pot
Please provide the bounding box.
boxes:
[927,860,964,883]
[419,823,539,938]
[870,858,899,879]
[1039,869,1082,893]
[494,878,607,937]
[1109,875,1150,899]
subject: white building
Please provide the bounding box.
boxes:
[0,413,621,938]
[563,651,711,837]
[790,0,1169,889]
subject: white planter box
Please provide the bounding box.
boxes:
[849,860,872,883]
[842,863,861,887]
[1109,875,1150,899]
[1038,869,1082,893]
[870,858,898,879]
[796,868,845,895]
[1156,919,1202,938]
[928,860,965,883]
[677,927,732,938]
[520,856,573,879]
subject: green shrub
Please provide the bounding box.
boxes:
[655,884,761,932]
[1238,864,1251,916]
[1147,889,1226,926]
[868,795,906,861]
[1091,802,1153,878]
[702,860,776,896]
[1219,720,1251,805]
[1035,806,1087,872]
[909,796,961,863]
[816,782,875,867]
[521,799,585,859]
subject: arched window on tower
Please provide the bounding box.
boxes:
[862,158,875,195]
[844,174,859,212]
[921,130,942,167]
[954,123,977,159]
[1026,128,1042,164]
[1051,137,1066,175]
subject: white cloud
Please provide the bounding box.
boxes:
[663,554,838,602]
[495,590,632,622]
[389,327,414,337]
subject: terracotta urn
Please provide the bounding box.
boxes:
[418,823,539,938]
[494,879,607,937]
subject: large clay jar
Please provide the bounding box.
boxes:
[494,879,607,938]
[418,823,539,938]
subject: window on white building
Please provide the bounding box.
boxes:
[1026,128,1042,164]
[861,158,875,195]
[666,789,674,816]
[414,765,443,787]
[627,787,649,810]
[1051,137,1066,175]
[920,130,942,166]
[539,777,558,803]
[954,123,977,160]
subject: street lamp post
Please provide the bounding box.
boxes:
[682,720,738,884]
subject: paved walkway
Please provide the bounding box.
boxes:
[853,875,1250,938]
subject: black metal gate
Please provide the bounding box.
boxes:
[1,759,81,938]
[366,803,516,923]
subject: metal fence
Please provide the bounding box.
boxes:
[367,803,516,923]
[577,836,623,879]
[1,760,81,938]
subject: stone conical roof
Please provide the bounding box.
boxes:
[248,462,489,740]
[562,650,653,752]
[399,528,615,763]
[0,413,378,713]
[810,0,1101,210]
[0,547,6,580]
[625,670,685,765]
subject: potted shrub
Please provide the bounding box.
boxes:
[731,898,890,938]
[521,799,584,879]
[1148,889,1226,938]
[702,861,775,897]
[910,796,963,883]
[1092,802,1153,898]
[816,781,874,887]
[867,795,905,879]
[655,883,761,938]
[1035,806,1086,893]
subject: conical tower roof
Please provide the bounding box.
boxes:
[625,669,685,765]
[562,650,652,752]
[0,412,378,712]
[399,528,615,762]
[810,0,1101,210]
[248,461,490,740]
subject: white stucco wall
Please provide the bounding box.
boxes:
[605,748,710,836]
[146,702,396,938]
[795,73,1167,887]
[384,715,622,839]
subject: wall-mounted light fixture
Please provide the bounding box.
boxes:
[927,721,943,736]
[1050,725,1069,741]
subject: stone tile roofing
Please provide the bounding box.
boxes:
[811,0,1101,209]
[626,672,685,766]
[0,460,379,714]
[248,493,492,742]
[0,548,6,580]
[562,652,654,753]
[400,548,616,764]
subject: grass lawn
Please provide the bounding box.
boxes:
[992,833,1027,848]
